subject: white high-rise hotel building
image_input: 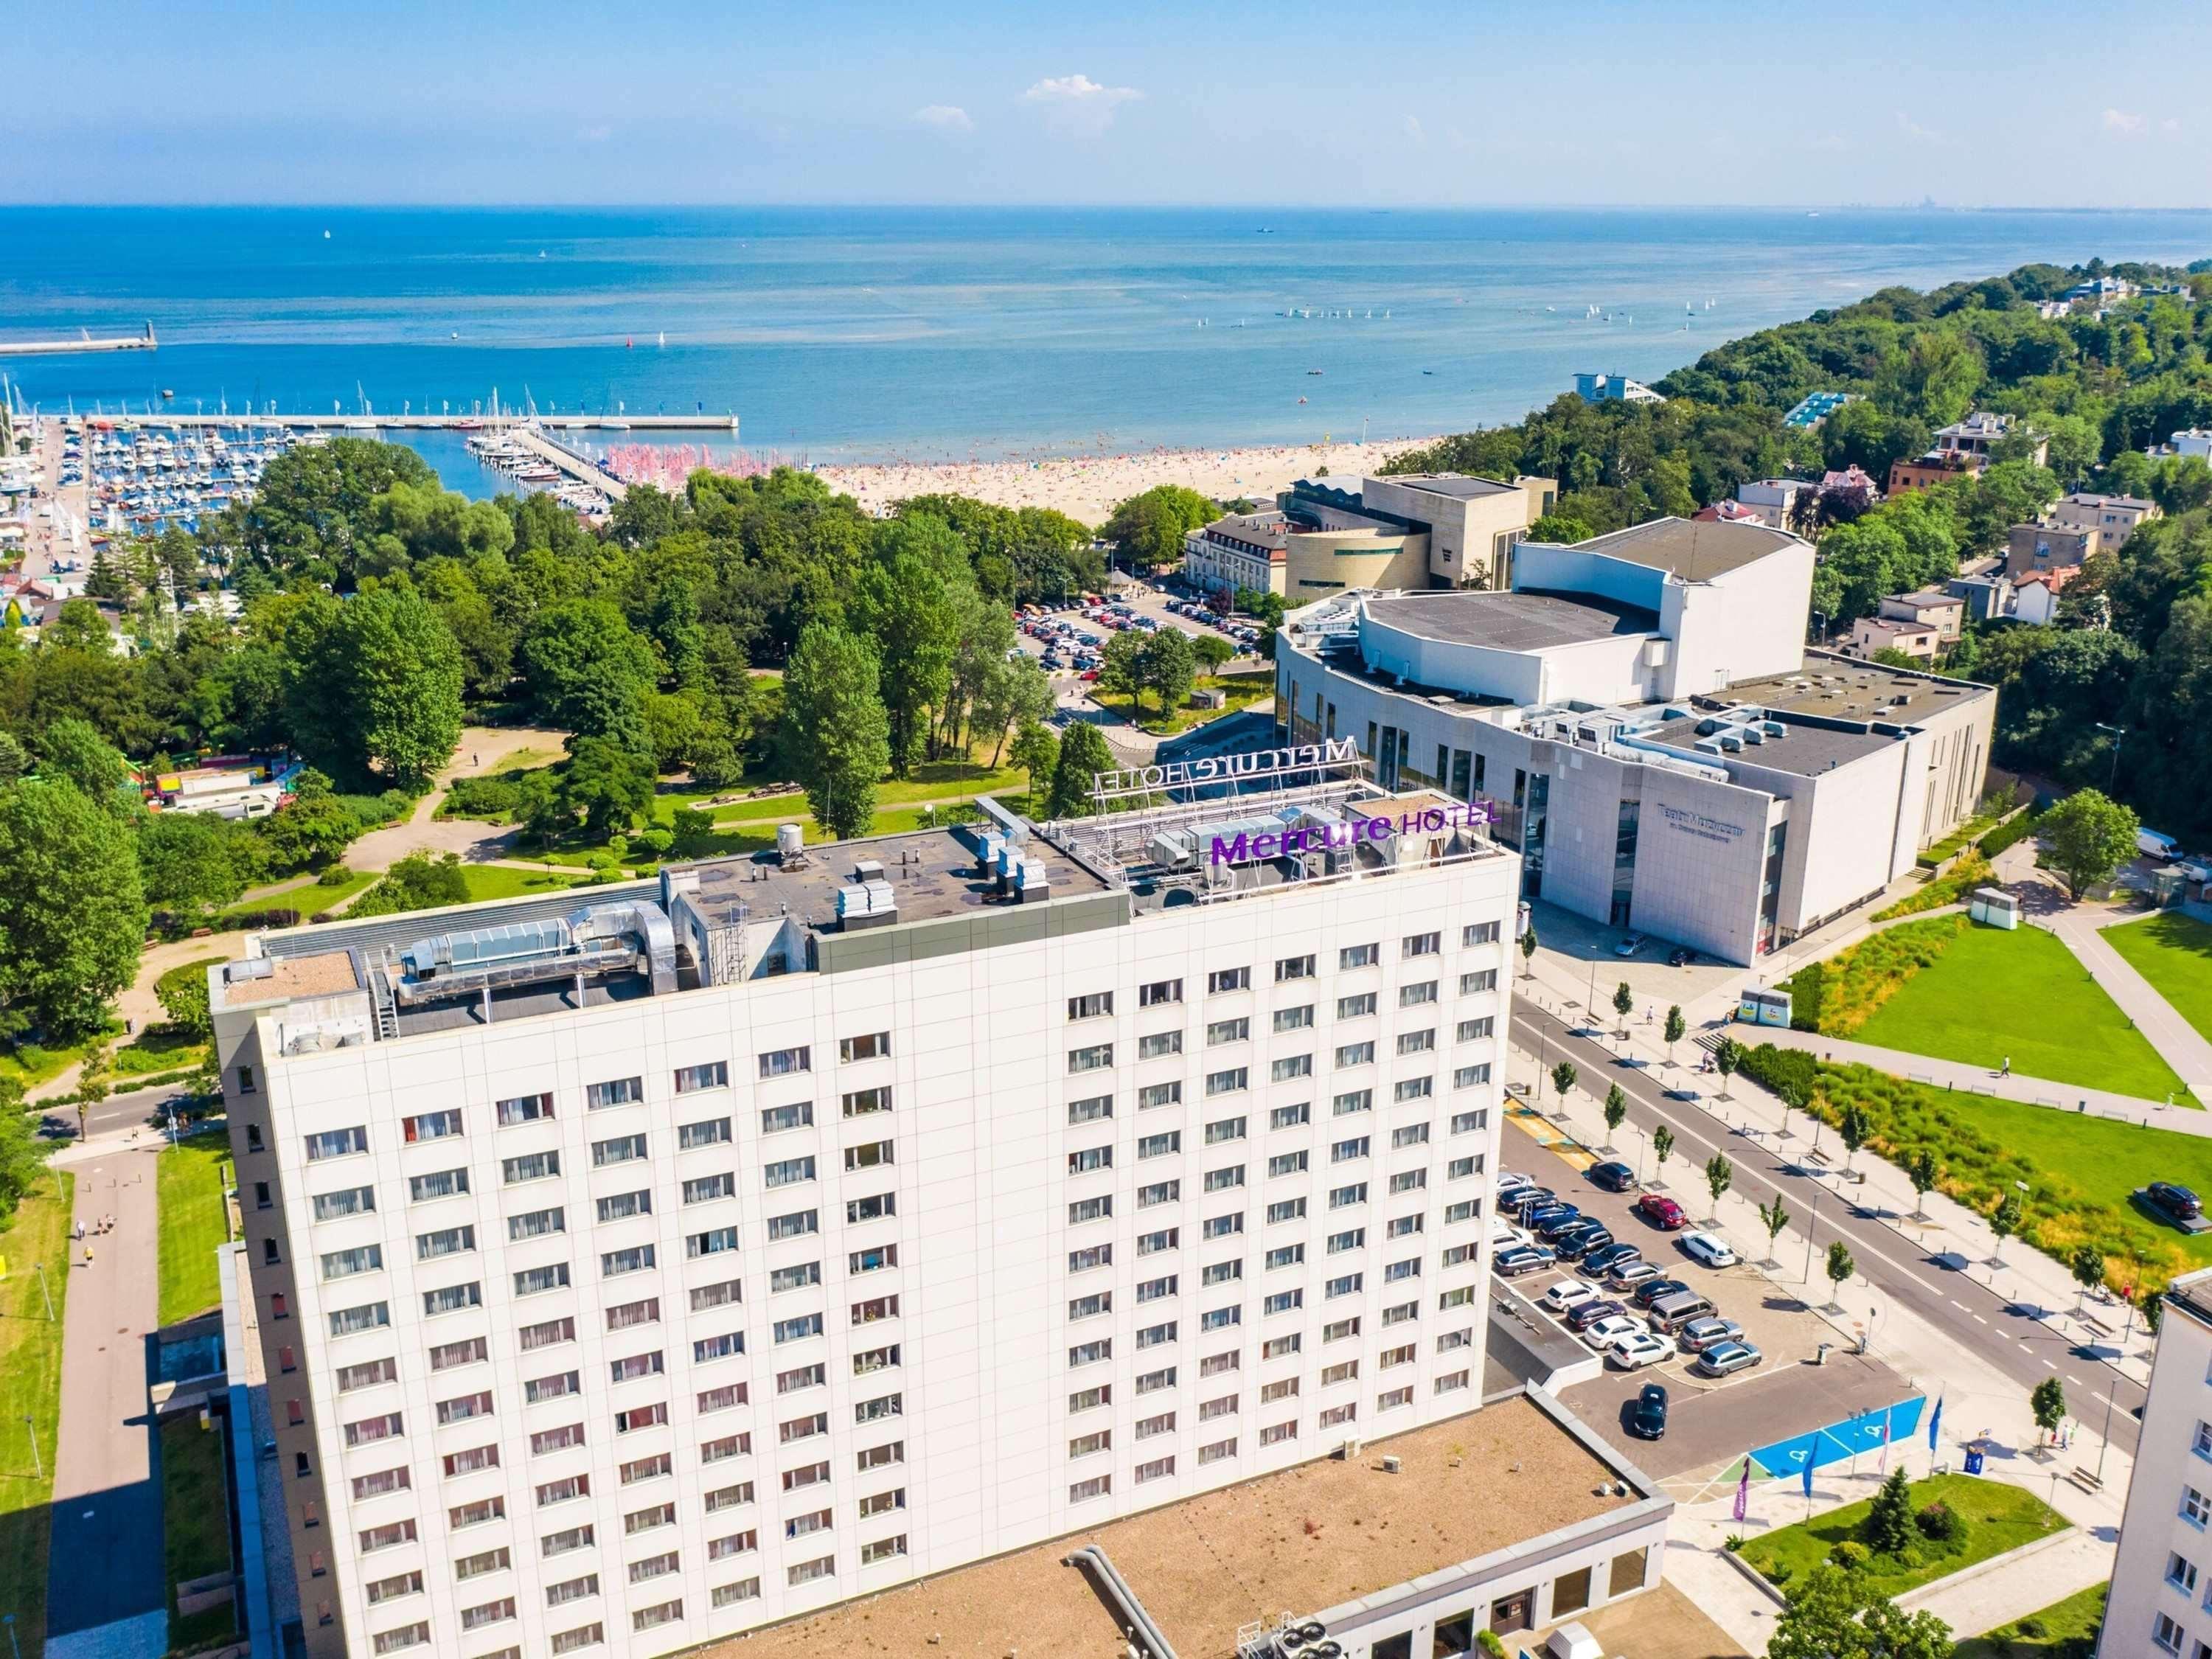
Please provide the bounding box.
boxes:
[214,771,1517,1659]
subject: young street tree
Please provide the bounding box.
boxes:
[1602,1082,1627,1144]
[1908,1149,1939,1220]
[1714,1036,1739,1099]
[1989,1192,2025,1262]
[1861,1467,1914,1555]
[1838,1104,1872,1176]
[2031,1376,2067,1444]
[1824,1240,1856,1310]
[1663,1004,1686,1063]
[1519,925,1537,979]
[2070,1245,2107,1314]
[782,623,892,841]
[1758,1195,1790,1265]
[1705,1152,1733,1217]
[2038,787,2141,900]
[1009,720,1059,813]
[1550,1061,1577,1105]
[1612,980,1634,1032]
[1651,1123,1675,1176]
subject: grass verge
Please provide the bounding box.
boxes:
[1736,1473,2065,1601]
[1953,1582,2105,1658]
[1853,922,2191,1103]
[158,1139,233,1326]
[2104,911,2212,1048]
[1739,1044,2212,1286]
[1873,852,1996,922]
[0,1169,74,1655]
[161,1413,237,1653]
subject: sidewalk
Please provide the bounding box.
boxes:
[2047,904,2212,1099]
[1753,1026,2199,1130]
[44,1144,167,1659]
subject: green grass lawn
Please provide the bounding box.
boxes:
[1091,672,1273,736]
[0,1169,73,1656]
[115,1023,211,1079]
[2106,911,2212,1048]
[1953,1582,2105,1658]
[160,1413,237,1653]
[0,1032,105,1093]
[157,1139,233,1326]
[1736,1473,2065,1602]
[1853,922,2193,1103]
[456,865,590,904]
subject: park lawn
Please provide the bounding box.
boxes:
[1090,672,1273,736]
[1853,922,2193,1104]
[456,865,590,904]
[211,866,379,927]
[0,1032,102,1093]
[157,1138,234,1326]
[0,1169,74,1657]
[2105,911,2212,1048]
[1736,1473,2065,1602]
[1953,1582,2105,1658]
[160,1413,237,1653]
[116,1023,211,1079]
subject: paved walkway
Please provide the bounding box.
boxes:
[1902,1526,2115,1638]
[344,725,566,872]
[1751,1026,2203,1130]
[44,1145,167,1659]
[2048,905,2212,1099]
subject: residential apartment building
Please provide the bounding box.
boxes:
[2006,521,2101,582]
[1572,372,1664,404]
[1888,412,2047,495]
[2104,1265,2212,1659]
[2049,491,2159,550]
[214,786,1519,1659]
[1877,589,1965,646]
[1845,615,1941,664]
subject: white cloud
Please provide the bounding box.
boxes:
[1403,114,1425,144]
[1020,73,1143,136]
[576,124,612,143]
[2104,108,2149,137]
[914,105,973,133]
[1895,111,1941,142]
[2162,116,2183,136]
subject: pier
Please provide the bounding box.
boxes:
[506,426,629,501]
[64,411,735,433]
[0,322,158,357]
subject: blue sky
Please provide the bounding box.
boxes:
[5,0,2207,206]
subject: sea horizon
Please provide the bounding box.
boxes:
[5,203,2208,476]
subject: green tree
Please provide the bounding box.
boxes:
[1048,723,1116,819]
[1824,1240,1856,1307]
[2070,1245,2107,1315]
[1838,1103,1872,1175]
[1192,633,1235,674]
[1009,720,1060,813]
[36,717,134,807]
[1102,485,1217,569]
[0,1074,56,1225]
[1612,980,1634,1030]
[1519,925,1537,979]
[349,852,471,919]
[1549,1060,1577,1103]
[2038,787,2141,898]
[1652,1123,1675,1174]
[1714,1036,1739,1099]
[1990,1192,2024,1261]
[557,736,657,838]
[1139,627,1198,723]
[1663,1004,1686,1062]
[1860,1468,1916,1556]
[0,779,148,1040]
[1705,1152,1733,1214]
[519,599,659,753]
[852,520,973,776]
[2030,1376,2067,1443]
[136,810,245,918]
[283,585,465,787]
[1767,1562,1954,1659]
[783,624,892,841]
[1908,1149,1940,1219]
[1759,1195,1791,1262]
[1099,629,1148,709]
[1602,1083,1627,1142]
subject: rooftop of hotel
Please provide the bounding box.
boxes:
[1362,588,1659,652]
[1572,515,1803,580]
[1382,472,1523,500]
[705,1394,1644,1659]
[1708,652,1992,725]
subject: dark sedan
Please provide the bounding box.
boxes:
[1630,1277,1692,1310]
[1494,1245,1556,1278]
[1555,1225,1615,1261]
[1502,1187,1557,1218]
[1582,1243,1644,1278]
[1631,1383,1669,1439]
[1587,1161,1637,1193]
[1566,1298,1628,1332]
[1532,1208,1588,1241]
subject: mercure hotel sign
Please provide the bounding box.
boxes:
[1209,799,1495,866]
[1090,736,1363,801]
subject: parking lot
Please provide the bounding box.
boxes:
[1499,1121,1911,1484]
[1013,580,1267,686]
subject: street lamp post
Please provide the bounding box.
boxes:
[2095,723,2129,793]
[1802,1186,1821,1284]
[24,1418,40,1481]
[31,1263,52,1321]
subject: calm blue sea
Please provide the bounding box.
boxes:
[4,206,2208,473]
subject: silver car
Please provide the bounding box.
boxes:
[1696,1340,1763,1377]
[1677,1315,1745,1354]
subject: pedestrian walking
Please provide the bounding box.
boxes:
[2001,1056,2011,1077]
[72,1220,85,1243]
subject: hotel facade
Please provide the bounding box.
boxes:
[214,782,1520,1659]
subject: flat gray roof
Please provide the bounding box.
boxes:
[1576,516,1803,580]
[1388,472,1518,500]
[1638,714,1894,777]
[1719,653,1993,725]
[1366,589,1658,652]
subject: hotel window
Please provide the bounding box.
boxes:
[1140,978,1183,1006]
[1138,1132,1181,1161]
[343,1412,403,1447]
[678,1116,731,1150]
[601,1245,655,1276]
[1138,1081,1183,1110]
[684,1172,737,1206]
[321,1243,384,1281]
[765,1155,817,1189]
[1206,1068,1249,1096]
[845,1141,895,1173]
[525,1371,581,1404]
[839,1032,891,1062]
[1207,1017,1250,1046]
[422,1282,483,1316]
[1136,1411,1177,1441]
[760,1102,813,1134]
[1330,1183,1368,1210]
[585,1077,643,1110]
[605,1298,661,1335]
[370,1623,431,1655]
[305,1126,369,1161]
[2154,1613,2184,1655]
[1141,1227,1181,1255]
[1402,931,1440,958]
[841,1085,893,1119]
[1460,969,1498,995]
[1395,1030,1436,1057]
[1388,1169,1427,1194]
[597,1190,651,1223]
[1456,1015,1495,1042]
[1201,1214,1242,1239]
[852,1294,900,1325]
[327,1299,387,1337]
[1273,1006,1315,1037]
[1274,954,1315,982]
[2168,1553,2199,1596]
[695,1330,745,1364]
[509,1206,566,1242]
[617,1402,672,1434]
[1444,1199,1481,1224]
[530,1423,586,1455]
[414,1225,474,1263]
[1439,1286,1477,1310]
[1066,1094,1115,1127]
[1267,1150,1308,1178]
[1384,1256,1421,1283]
[1138,1181,1180,1208]
[1070,1474,1112,1503]
[1394,1077,1433,1102]
[770,1262,821,1294]
[1068,1043,1114,1074]
[1208,967,1250,994]
[519,1315,577,1351]
[1337,992,1377,1020]
[712,1576,761,1608]
[631,1599,683,1636]
[849,1243,898,1276]
[310,1186,374,1230]
[336,1356,398,1392]
[758,1046,811,1079]
[773,1313,825,1345]
[1137,1273,1179,1303]
[1331,1136,1370,1164]
[1453,1063,1493,1089]
[674,1060,728,1093]
[1270,1054,1313,1082]
[1392,1124,1431,1151]
[1200,1259,1241,1287]
[1266,1197,1307,1225]
[1340,943,1378,970]
[1259,1421,1297,1447]
[1463,922,1500,945]
[1335,1042,1375,1068]
[1138,1031,1184,1060]
[858,1489,905,1519]
[1321,1359,1357,1385]
[1136,1320,1178,1349]
[1399,981,1438,1009]
[365,1570,424,1606]
[1263,1289,1302,1316]
[503,1150,560,1184]
[1206,1116,1248,1145]
[497,1092,555,1126]
[1270,1102,1311,1131]
[1326,1273,1363,1299]
[610,1347,666,1382]
[1068,991,1114,1020]
[2187,1486,2212,1528]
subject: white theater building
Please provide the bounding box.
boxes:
[212,769,1528,1659]
[1275,516,1998,963]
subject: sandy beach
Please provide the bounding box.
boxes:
[813,437,1441,526]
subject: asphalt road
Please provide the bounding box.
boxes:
[1508,998,2147,1459]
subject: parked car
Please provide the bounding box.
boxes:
[1494,1245,1555,1278]
[1635,1194,1688,1231]
[1679,1231,1739,1269]
[1630,1382,1669,1439]
[1607,1330,1674,1370]
[1489,1223,1534,1255]
[1677,1315,1746,1354]
[1614,934,1645,958]
[1586,1161,1637,1193]
[1079,669,1100,681]
[1555,1225,1615,1262]
[1582,1243,1644,1279]
[1608,1260,1663,1293]
[1667,946,1694,967]
[1544,1281,1601,1315]
[1496,1171,1536,1194]
[1532,1207,1587,1240]
[1631,1277,1691,1310]
[1581,1313,1646,1349]
[1501,1186,1555,1218]
[2147,1183,2202,1222]
[1696,1340,1764,1377]
[1565,1298,1628,1332]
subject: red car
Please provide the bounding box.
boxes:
[1079,669,1101,681]
[1635,1194,1687,1231]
